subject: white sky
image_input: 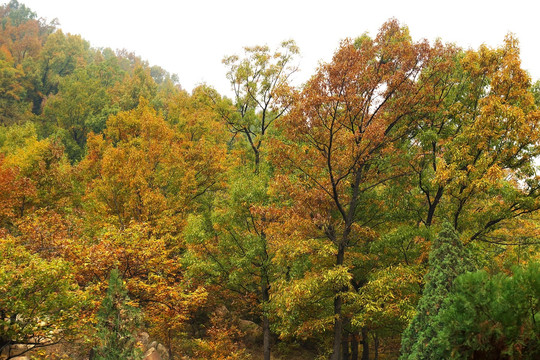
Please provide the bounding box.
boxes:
[18,0,540,96]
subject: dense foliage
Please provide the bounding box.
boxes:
[439,263,540,359]
[0,1,539,359]
[94,269,141,360]
[400,222,474,359]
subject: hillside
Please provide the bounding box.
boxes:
[1,1,539,359]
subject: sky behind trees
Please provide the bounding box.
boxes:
[20,0,540,95]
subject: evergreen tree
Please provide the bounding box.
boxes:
[400,222,474,359]
[438,263,540,359]
[94,269,141,360]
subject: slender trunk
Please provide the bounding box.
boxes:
[331,295,344,360]
[331,243,346,360]
[351,332,359,360]
[262,280,271,360]
[254,150,260,171]
[425,186,443,226]
[341,332,350,360]
[373,333,379,360]
[361,327,369,360]
[168,329,174,360]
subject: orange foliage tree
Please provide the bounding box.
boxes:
[271,20,449,359]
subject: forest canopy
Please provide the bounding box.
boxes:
[0,1,539,359]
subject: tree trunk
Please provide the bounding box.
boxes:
[342,333,350,360]
[330,243,346,360]
[262,281,271,360]
[351,332,359,360]
[425,186,443,226]
[373,333,379,360]
[361,327,369,360]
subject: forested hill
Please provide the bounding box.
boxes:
[1,1,539,360]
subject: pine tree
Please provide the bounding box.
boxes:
[94,269,142,360]
[400,222,474,359]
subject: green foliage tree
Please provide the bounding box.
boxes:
[0,57,30,125]
[438,262,540,359]
[222,40,298,169]
[184,41,299,360]
[42,65,116,161]
[400,222,474,359]
[0,236,84,359]
[94,268,142,360]
[38,30,90,97]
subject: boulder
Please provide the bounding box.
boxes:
[156,343,169,360]
[144,347,162,360]
[238,319,262,344]
[137,332,150,349]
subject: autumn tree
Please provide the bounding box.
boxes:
[0,0,54,66]
[0,236,84,359]
[272,20,445,359]
[405,35,540,238]
[78,96,225,356]
[0,123,73,213]
[111,63,158,111]
[80,98,226,232]
[0,154,34,232]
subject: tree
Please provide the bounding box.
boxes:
[93,268,142,360]
[111,63,158,111]
[35,30,90,109]
[185,164,282,360]
[0,236,84,359]
[0,154,34,231]
[273,20,442,359]
[78,97,224,356]
[400,222,474,360]
[80,99,226,232]
[0,0,53,66]
[437,262,540,359]
[0,122,74,215]
[406,35,540,236]
[42,65,117,161]
[222,40,298,169]
[183,41,299,360]
[0,57,30,125]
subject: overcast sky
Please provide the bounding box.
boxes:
[18,0,540,96]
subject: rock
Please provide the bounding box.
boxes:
[238,319,262,343]
[156,343,169,360]
[214,304,229,317]
[138,332,150,349]
[144,347,162,360]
